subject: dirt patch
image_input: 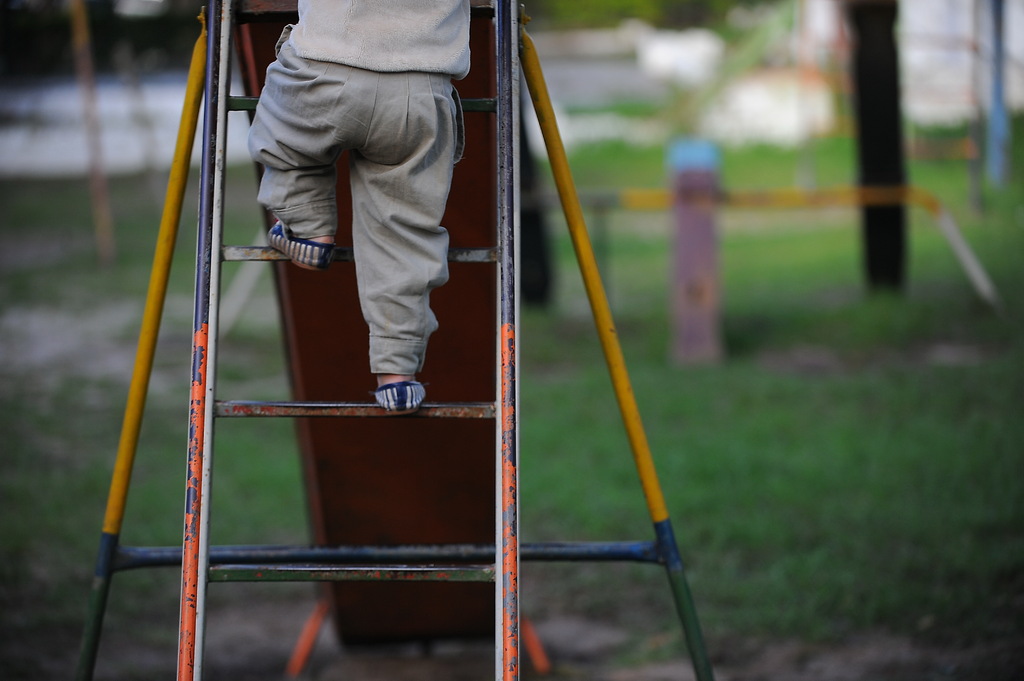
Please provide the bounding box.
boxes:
[77,595,1021,681]
[312,629,1020,681]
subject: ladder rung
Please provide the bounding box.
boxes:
[461,97,498,113]
[208,564,495,583]
[227,95,258,111]
[215,400,496,419]
[236,0,495,21]
[222,245,497,263]
[229,95,495,113]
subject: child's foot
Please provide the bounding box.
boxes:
[267,221,334,271]
[374,375,425,414]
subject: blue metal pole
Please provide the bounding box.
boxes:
[986,0,1008,186]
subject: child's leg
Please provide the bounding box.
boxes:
[349,71,463,378]
[248,44,357,241]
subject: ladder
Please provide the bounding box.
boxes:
[76,1,715,680]
[185,0,521,677]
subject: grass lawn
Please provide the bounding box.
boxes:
[521,129,1023,649]
[0,121,1021,678]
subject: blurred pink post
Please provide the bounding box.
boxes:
[669,138,722,365]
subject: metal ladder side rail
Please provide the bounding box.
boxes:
[496,1,520,677]
[177,1,521,679]
[178,0,234,676]
[520,27,714,681]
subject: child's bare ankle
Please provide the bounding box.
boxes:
[377,373,415,387]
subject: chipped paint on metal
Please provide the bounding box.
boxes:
[177,322,208,681]
[206,565,497,583]
[214,400,495,419]
[500,321,519,679]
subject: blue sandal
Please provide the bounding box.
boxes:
[374,381,425,414]
[267,221,334,270]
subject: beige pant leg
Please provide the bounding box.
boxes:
[349,71,462,375]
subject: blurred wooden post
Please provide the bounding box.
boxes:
[669,138,722,365]
[845,0,906,291]
[70,0,116,266]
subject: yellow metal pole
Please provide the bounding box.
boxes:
[78,18,207,680]
[520,31,669,524]
[103,12,207,535]
[521,32,717,681]
[606,185,938,214]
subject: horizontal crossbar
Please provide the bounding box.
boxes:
[113,541,662,571]
[214,400,495,419]
[222,245,497,264]
[235,0,495,22]
[209,564,496,583]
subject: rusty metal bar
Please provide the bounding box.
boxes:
[209,564,496,583]
[214,400,495,419]
[235,0,495,21]
[221,245,497,263]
